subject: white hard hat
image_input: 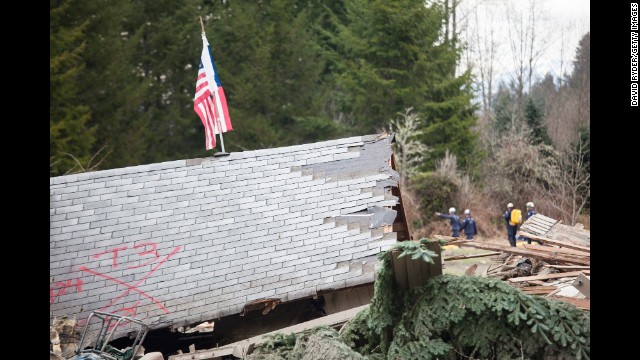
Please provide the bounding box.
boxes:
[507,203,514,208]
[464,209,471,215]
[526,202,534,208]
[449,207,456,213]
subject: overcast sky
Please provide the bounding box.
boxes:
[459,0,590,91]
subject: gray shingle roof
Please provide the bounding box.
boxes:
[50,133,400,333]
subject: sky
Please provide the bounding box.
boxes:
[537,0,590,79]
[458,0,590,94]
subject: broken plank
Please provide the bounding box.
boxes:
[167,304,371,360]
[546,265,590,270]
[528,219,555,229]
[547,296,590,311]
[508,271,589,283]
[532,214,559,225]
[573,273,590,299]
[522,286,557,295]
[517,232,590,252]
[531,217,557,226]
[444,252,502,261]
[458,241,590,266]
[522,244,590,258]
[523,222,552,233]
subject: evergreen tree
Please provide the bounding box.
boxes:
[73,0,149,169]
[208,0,342,149]
[50,0,96,176]
[491,83,515,135]
[524,96,551,145]
[322,0,479,172]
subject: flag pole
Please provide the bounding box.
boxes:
[200,16,229,157]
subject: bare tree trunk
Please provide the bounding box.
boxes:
[545,138,590,225]
[444,0,450,45]
[504,0,550,121]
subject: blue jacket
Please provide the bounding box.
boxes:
[460,217,477,236]
[503,210,514,227]
[438,213,461,231]
[527,209,537,219]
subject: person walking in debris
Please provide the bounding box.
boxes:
[460,209,478,240]
[523,202,542,244]
[435,207,461,238]
[503,203,518,247]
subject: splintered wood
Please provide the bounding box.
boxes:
[454,216,590,311]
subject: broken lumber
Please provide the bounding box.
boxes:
[507,271,589,283]
[546,265,590,271]
[458,241,590,266]
[573,273,590,299]
[521,286,557,295]
[521,244,590,258]
[444,252,501,261]
[517,231,590,252]
[547,296,590,311]
[167,304,370,360]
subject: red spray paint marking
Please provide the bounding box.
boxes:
[50,278,84,304]
[78,243,182,316]
[92,246,128,268]
[127,242,160,269]
[105,301,141,332]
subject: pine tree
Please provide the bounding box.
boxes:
[50,0,96,176]
[491,83,515,135]
[524,96,551,145]
[206,0,342,149]
[321,0,479,172]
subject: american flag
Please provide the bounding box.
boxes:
[194,33,232,150]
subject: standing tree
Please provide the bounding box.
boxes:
[320,0,480,172]
[545,132,590,225]
[50,0,96,175]
[504,0,550,121]
[524,96,551,146]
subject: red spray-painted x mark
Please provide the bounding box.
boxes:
[79,245,181,315]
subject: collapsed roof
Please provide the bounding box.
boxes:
[50,133,409,338]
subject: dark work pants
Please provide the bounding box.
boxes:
[507,225,517,247]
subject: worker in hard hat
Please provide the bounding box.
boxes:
[435,207,461,238]
[523,202,542,244]
[503,203,517,247]
[459,209,478,240]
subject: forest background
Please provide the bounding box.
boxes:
[50,0,590,239]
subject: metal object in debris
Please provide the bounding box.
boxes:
[69,311,153,360]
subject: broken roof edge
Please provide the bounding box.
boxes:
[50,133,395,185]
[163,268,378,332]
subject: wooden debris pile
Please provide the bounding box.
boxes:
[448,214,590,311]
[50,315,80,360]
